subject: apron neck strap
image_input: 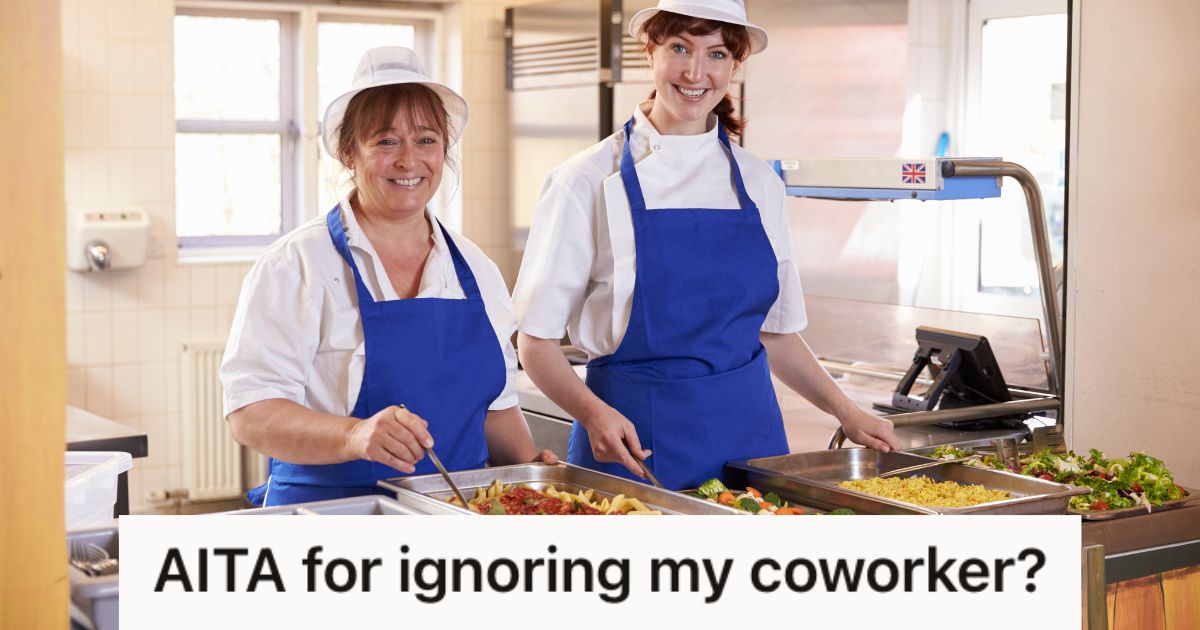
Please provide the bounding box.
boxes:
[326,205,486,311]
[435,219,487,312]
[619,117,648,212]
[619,115,758,213]
[326,204,376,307]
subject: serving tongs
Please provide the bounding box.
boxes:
[400,404,472,511]
[70,540,119,577]
[879,455,979,479]
[624,438,663,489]
[424,447,471,511]
[637,458,664,489]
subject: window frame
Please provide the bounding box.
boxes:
[941,0,1067,319]
[174,7,300,249]
[173,1,444,255]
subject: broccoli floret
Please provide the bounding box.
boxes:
[828,508,856,515]
[697,478,728,498]
[737,497,762,513]
[763,492,783,507]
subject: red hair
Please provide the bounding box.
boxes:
[642,12,752,136]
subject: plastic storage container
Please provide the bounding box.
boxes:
[65,451,133,529]
[67,526,119,630]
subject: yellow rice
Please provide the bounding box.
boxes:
[838,475,1011,507]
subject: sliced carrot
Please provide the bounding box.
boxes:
[717,491,735,506]
[745,487,762,498]
[774,507,795,515]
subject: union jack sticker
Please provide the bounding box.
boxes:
[901,162,927,184]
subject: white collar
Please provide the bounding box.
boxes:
[632,100,720,157]
[339,197,453,299]
[340,197,445,257]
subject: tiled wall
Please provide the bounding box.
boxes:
[456,0,546,286]
[897,0,962,310]
[62,0,253,512]
[904,0,960,154]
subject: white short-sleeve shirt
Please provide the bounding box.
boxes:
[220,199,519,418]
[513,102,807,360]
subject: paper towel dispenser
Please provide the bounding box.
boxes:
[67,208,150,272]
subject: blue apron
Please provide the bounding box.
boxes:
[247,205,505,506]
[566,117,789,490]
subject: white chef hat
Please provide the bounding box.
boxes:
[628,0,768,55]
[321,46,468,159]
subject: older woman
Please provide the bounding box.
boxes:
[222,47,553,506]
[513,0,899,490]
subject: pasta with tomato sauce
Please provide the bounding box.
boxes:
[447,480,662,515]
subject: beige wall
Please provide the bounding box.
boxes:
[1066,0,1200,486]
[2,0,68,624]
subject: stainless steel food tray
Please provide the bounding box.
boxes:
[906,446,1199,520]
[1061,486,1197,521]
[379,462,741,515]
[726,449,1090,515]
[725,453,933,515]
[293,495,464,515]
[682,487,837,515]
[225,493,464,515]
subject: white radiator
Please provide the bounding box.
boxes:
[181,341,267,500]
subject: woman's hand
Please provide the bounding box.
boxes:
[581,405,650,477]
[837,405,901,452]
[343,405,434,473]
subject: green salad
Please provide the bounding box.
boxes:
[929,445,1187,511]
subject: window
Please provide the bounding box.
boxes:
[898,0,1067,320]
[975,12,1067,293]
[957,0,1068,318]
[175,11,296,247]
[173,4,439,252]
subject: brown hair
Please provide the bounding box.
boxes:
[642,12,751,136]
[334,83,458,172]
